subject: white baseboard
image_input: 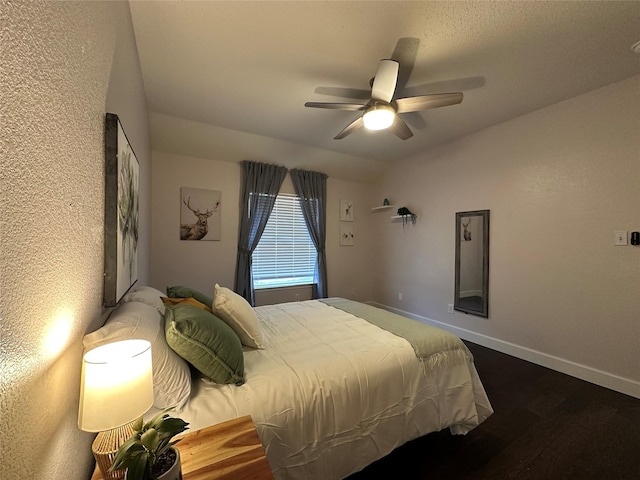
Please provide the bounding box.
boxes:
[369,302,640,399]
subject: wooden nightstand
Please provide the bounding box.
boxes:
[91,415,273,480]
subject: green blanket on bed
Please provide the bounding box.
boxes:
[320,298,471,369]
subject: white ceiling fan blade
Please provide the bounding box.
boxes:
[371,59,399,103]
[334,116,364,140]
[305,102,367,111]
[394,92,463,113]
[388,116,413,140]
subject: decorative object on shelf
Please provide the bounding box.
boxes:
[339,222,354,246]
[339,199,354,221]
[180,187,221,241]
[78,339,154,480]
[104,113,139,307]
[396,206,417,227]
[383,198,390,206]
[110,408,189,480]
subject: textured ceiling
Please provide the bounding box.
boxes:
[130,1,640,181]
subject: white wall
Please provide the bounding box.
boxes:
[1,2,150,479]
[150,151,377,303]
[375,75,640,396]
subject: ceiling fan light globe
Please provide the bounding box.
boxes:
[363,105,395,130]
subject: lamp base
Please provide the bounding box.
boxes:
[92,419,137,480]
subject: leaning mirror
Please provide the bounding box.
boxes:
[454,210,490,317]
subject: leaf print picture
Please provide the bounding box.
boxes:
[104,113,139,306]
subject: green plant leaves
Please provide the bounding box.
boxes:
[140,428,160,451]
[110,408,189,480]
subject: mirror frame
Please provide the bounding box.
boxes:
[454,209,490,317]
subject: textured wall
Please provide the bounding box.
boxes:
[375,75,640,393]
[0,1,149,478]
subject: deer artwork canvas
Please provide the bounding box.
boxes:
[179,187,221,241]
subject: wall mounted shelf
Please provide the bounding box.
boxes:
[371,205,395,212]
[391,214,418,226]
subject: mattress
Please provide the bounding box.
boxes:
[171,299,493,479]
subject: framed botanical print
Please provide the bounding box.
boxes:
[104,113,139,307]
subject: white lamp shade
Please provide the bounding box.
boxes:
[363,104,395,130]
[78,339,153,432]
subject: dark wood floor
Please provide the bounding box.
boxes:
[348,341,640,479]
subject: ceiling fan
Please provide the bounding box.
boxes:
[305,59,463,140]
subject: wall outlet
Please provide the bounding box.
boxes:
[398,293,403,301]
[614,231,628,246]
[448,304,454,314]
[295,293,300,301]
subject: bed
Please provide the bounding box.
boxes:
[84,285,493,480]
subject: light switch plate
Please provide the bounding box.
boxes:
[614,231,628,246]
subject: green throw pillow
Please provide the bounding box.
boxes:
[166,285,213,308]
[164,304,245,385]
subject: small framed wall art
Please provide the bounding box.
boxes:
[340,222,354,246]
[340,199,354,221]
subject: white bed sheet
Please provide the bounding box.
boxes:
[172,300,493,479]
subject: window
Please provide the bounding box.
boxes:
[252,194,316,289]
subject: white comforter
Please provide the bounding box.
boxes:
[173,300,493,479]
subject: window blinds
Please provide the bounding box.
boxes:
[253,195,316,288]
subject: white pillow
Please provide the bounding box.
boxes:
[83,302,191,410]
[213,284,265,349]
[121,285,166,314]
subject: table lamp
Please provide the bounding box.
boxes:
[78,339,153,480]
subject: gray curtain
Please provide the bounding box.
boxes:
[234,160,287,305]
[289,168,328,299]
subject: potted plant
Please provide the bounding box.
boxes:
[110,408,189,480]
